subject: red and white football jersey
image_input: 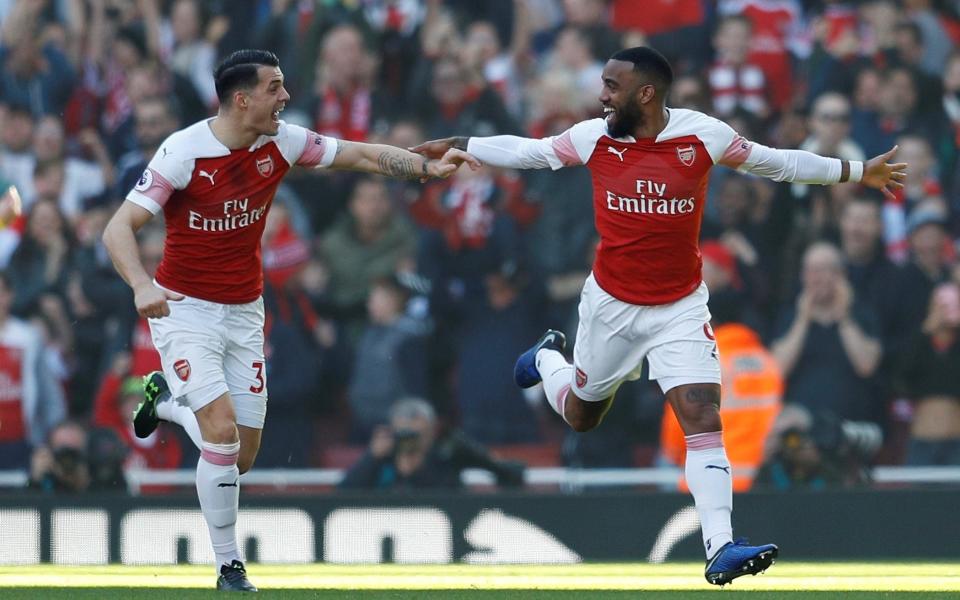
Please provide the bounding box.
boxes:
[548,109,749,305]
[127,120,338,304]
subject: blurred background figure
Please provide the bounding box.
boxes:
[339,397,523,490]
[895,283,960,465]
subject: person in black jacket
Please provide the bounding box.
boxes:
[339,397,523,491]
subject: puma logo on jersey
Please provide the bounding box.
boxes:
[217,479,239,488]
[199,169,218,186]
[607,146,627,162]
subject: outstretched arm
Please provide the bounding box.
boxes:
[721,139,907,199]
[411,132,581,170]
[331,140,480,180]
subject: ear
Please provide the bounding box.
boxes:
[638,84,657,105]
[234,90,248,110]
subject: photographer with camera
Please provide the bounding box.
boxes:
[339,397,524,491]
[756,405,881,490]
[29,420,91,493]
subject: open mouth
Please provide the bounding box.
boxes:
[272,105,284,123]
[603,106,615,120]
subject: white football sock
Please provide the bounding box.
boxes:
[157,397,203,450]
[684,432,733,559]
[536,348,573,424]
[197,441,241,571]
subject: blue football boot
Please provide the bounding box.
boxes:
[514,329,567,388]
[704,538,779,585]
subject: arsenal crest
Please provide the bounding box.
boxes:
[575,367,588,388]
[256,155,274,178]
[677,144,696,167]
[174,358,191,381]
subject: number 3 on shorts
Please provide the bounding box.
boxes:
[250,361,265,393]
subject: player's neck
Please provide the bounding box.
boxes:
[208,114,260,150]
[632,107,670,139]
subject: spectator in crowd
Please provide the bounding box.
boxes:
[851,67,939,159]
[897,205,954,339]
[771,242,884,425]
[754,407,875,491]
[838,196,905,354]
[546,26,604,115]
[0,269,66,469]
[320,176,417,327]
[460,2,531,120]
[340,397,523,490]
[26,116,112,222]
[455,264,542,444]
[347,275,428,440]
[7,199,74,317]
[801,93,864,165]
[0,104,36,203]
[709,15,768,119]
[895,282,960,465]
[259,204,335,466]
[28,420,91,493]
[883,135,941,261]
[0,2,75,117]
[164,0,219,110]
[115,96,181,199]
[411,54,521,140]
[306,25,381,143]
[889,21,943,115]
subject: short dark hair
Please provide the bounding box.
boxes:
[214,49,280,105]
[610,46,674,97]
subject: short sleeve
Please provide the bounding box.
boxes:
[275,122,338,169]
[126,137,191,214]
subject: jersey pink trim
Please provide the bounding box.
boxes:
[297,131,328,167]
[718,135,752,168]
[552,130,582,166]
[141,168,176,208]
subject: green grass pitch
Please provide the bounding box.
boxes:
[1,562,958,598]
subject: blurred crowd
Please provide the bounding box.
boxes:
[1,0,960,494]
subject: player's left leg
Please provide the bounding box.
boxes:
[647,283,776,584]
[664,382,778,584]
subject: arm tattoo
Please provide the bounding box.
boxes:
[376,151,420,180]
[335,140,349,159]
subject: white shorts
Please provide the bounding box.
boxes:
[148,289,268,429]
[571,273,721,401]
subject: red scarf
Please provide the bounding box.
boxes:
[315,85,371,142]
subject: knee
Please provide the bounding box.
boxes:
[205,421,239,445]
[679,404,722,434]
[567,413,602,433]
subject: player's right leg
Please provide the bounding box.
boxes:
[515,273,644,432]
[146,295,256,590]
[194,394,256,592]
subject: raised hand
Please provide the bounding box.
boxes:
[861,146,908,200]
[409,136,469,160]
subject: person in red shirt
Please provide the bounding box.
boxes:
[101,49,478,592]
[412,46,906,585]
